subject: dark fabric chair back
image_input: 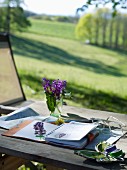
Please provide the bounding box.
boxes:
[0,33,26,105]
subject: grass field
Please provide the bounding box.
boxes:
[27,18,76,40]
[11,19,127,114]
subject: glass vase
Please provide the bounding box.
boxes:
[50,97,63,118]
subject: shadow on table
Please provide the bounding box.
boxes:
[62,113,92,123]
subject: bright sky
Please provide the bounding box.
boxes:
[23,0,89,16]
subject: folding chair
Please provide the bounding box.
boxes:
[0,32,37,170]
[0,32,26,104]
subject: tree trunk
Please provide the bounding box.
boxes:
[122,18,127,50]
[102,14,108,47]
[6,1,11,33]
[109,19,114,48]
[95,19,99,45]
[102,21,107,47]
[115,17,120,49]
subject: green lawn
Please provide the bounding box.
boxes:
[11,19,127,114]
[27,18,76,40]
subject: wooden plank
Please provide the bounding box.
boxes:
[0,127,127,170]
[29,101,127,128]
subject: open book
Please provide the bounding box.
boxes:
[45,122,98,149]
[2,120,98,149]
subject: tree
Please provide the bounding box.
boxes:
[77,0,127,17]
[10,7,31,32]
[109,17,114,48]
[114,14,121,48]
[0,0,31,33]
[0,7,6,31]
[101,8,110,46]
[75,13,93,42]
[122,14,127,49]
[93,8,110,46]
[93,10,102,45]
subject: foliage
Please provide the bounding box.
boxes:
[0,0,31,33]
[75,8,127,50]
[77,0,127,17]
[30,15,78,23]
[31,14,53,21]
[75,13,93,41]
[24,10,37,17]
[10,7,31,32]
[53,16,77,23]
[0,7,7,31]
[2,0,24,6]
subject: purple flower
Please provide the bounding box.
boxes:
[34,122,46,136]
[42,78,67,100]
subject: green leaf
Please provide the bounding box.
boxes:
[46,94,56,112]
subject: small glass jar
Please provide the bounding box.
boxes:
[50,97,63,118]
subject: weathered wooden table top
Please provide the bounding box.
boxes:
[0,101,127,170]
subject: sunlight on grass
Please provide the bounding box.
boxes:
[27,19,76,40]
[14,34,127,99]
[11,21,127,114]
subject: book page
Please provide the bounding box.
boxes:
[14,121,58,141]
[46,122,98,141]
[3,121,58,142]
[0,107,48,129]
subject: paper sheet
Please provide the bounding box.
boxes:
[0,107,48,129]
[46,122,98,141]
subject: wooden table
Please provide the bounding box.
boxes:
[0,101,127,170]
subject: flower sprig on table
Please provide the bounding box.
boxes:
[34,122,46,137]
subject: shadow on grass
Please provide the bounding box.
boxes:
[67,83,127,114]
[91,43,127,56]
[11,34,126,77]
[20,72,127,114]
[19,71,42,93]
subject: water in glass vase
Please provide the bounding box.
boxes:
[50,98,63,118]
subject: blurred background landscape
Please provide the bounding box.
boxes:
[1,1,127,169]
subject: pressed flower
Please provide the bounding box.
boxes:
[34,122,46,136]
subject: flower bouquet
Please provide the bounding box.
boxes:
[42,78,70,118]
